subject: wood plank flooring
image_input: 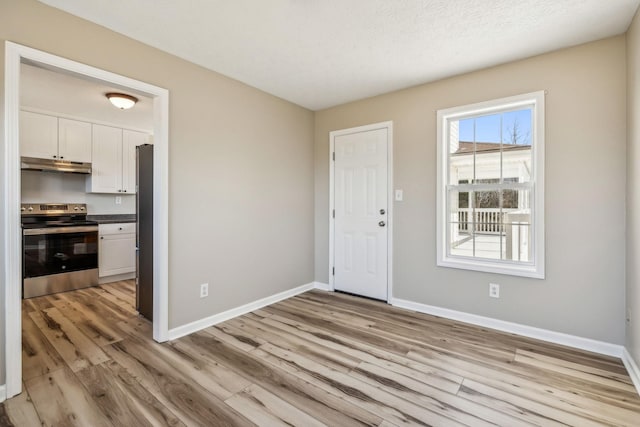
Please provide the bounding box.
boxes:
[2,280,639,426]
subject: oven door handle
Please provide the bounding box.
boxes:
[23,226,99,235]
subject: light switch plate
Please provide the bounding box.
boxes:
[395,189,403,201]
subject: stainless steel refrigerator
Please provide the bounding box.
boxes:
[136,144,153,321]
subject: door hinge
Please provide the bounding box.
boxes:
[332,209,335,218]
[332,152,335,161]
[332,267,335,276]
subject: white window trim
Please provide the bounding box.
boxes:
[436,91,545,279]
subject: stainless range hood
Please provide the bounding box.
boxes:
[21,157,92,174]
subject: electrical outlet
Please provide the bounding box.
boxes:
[489,283,500,298]
[115,196,122,205]
[200,283,209,298]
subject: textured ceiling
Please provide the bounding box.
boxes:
[39,0,640,111]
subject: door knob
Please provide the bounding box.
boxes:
[380,209,385,215]
[378,221,386,227]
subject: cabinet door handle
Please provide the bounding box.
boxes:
[100,236,104,239]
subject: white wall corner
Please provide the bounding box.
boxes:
[622,348,640,396]
[166,282,315,341]
[390,297,624,358]
[0,384,6,403]
[313,282,331,291]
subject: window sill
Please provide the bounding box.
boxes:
[437,256,545,279]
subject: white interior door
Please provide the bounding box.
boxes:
[333,127,389,300]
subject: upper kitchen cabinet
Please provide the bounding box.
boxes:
[87,124,151,194]
[89,124,122,193]
[20,111,57,159]
[20,110,91,162]
[58,118,92,162]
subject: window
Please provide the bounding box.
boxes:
[436,91,545,278]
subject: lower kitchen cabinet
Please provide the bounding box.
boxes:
[99,223,136,280]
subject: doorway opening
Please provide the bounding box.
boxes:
[3,42,170,399]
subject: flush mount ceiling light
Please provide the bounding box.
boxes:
[106,92,138,110]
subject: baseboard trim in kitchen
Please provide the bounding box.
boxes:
[99,272,135,285]
[622,347,640,396]
[166,282,315,341]
[0,384,6,403]
[390,297,624,358]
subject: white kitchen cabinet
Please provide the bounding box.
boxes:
[87,125,150,194]
[20,111,91,162]
[99,223,136,279]
[58,118,92,162]
[20,111,58,159]
[88,124,123,193]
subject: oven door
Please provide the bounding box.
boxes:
[23,226,98,278]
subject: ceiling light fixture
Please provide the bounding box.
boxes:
[106,92,138,110]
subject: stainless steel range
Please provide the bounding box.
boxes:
[22,203,99,298]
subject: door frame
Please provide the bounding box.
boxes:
[329,121,393,301]
[3,42,170,399]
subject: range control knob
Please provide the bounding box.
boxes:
[27,206,34,212]
[20,207,25,212]
[74,206,79,211]
[80,206,85,211]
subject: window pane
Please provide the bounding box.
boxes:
[474,189,500,210]
[503,109,533,183]
[472,114,502,182]
[502,109,532,146]
[472,233,502,260]
[502,189,532,261]
[450,233,473,258]
[502,188,530,213]
[502,222,531,262]
[448,190,470,249]
[449,119,472,185]
[501,181,519,208]
[450,230,504,260]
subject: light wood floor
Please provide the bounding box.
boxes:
[1,280,639,426]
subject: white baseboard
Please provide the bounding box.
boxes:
[390,297,624,358]
[166,282,315,341]
[161,282,636,393]
[313,282,331,291]
[99,272,135,285]
[0,384,6,403]
[622,348,640,396]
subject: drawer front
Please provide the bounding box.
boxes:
[99,223,136,235]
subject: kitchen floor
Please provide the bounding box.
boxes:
[2,283,640,425]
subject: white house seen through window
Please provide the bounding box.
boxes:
[436,91,545,278]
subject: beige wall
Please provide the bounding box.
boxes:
[0,0,315,383]
[627,10,640,366]
[315,36,627,344]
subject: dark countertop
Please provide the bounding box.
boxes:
[87,214,136,224]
